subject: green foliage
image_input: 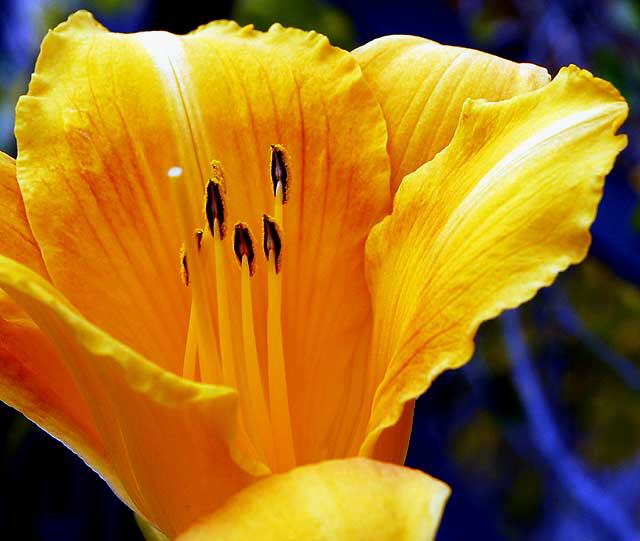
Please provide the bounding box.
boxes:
[452,411,503,482]
[232,0,356,49]
[564,261,640,465]
[568,260,640,363]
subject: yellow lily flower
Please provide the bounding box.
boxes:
[0,10,627,540]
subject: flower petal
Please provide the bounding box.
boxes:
[0,255,257,537]
[361,66,628,455]
[353,35,551,192]
[0,152,47,276]
[177,458,449,541]
[369,399,414,464]
[16,12,190,373]
[0,152,118,503]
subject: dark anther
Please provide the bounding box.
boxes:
[262,215,282,274]
[195,229,204,251]
[233,223,256,276]
[205,179,226,239]
[180,245,189,286]
[270,144,289,203]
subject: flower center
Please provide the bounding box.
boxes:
[168,146,295,472]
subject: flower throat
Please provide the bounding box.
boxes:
[168,145,294,473]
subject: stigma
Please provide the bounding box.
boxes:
[169,144,295,472]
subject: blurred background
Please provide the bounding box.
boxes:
[0,0,638,539]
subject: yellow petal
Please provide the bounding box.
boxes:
[0,255,256,537]
[353,35,551,193]
[0,152,119,503]
[177,458,449,541]
[0,289,117,502]
[16,12,190,373]
[361,66,628,456]
[0,152,47,276]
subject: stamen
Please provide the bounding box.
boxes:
[179,244,189,286]
[262,215,282,274]
[202,162,236,387]
[168,166,222,384]
[274,181,285,226]
[263,215,296,470]
[195,228,204,251]
[205,161,226,239]
[233,223,256,276]
[201,172,262,461]
[270,144,289,204]
[235,223,274,463]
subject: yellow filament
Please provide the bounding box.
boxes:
[182,303,199,380]
[204,224,260,461]
[241,255,274,463]
[267,253,296,470]
[211,221,237,388]
[168,167,221,383]
[274,181,284,225]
